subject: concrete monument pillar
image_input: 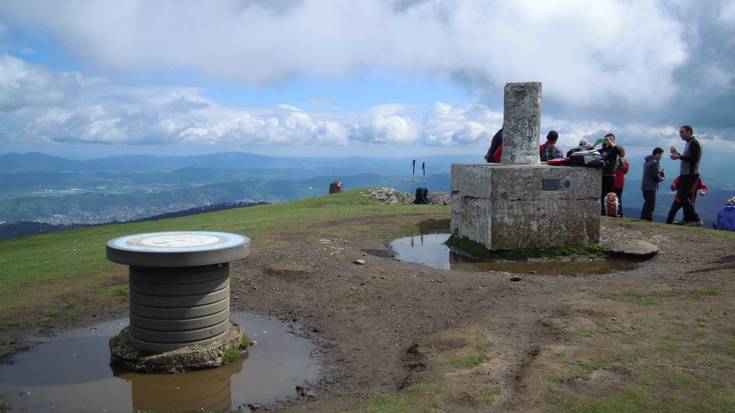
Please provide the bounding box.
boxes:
[450,81,601,250]
[501,82,541,165]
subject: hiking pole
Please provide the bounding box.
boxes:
[422,161,426,187]
[411,159,416,191]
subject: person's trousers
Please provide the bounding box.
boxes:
[614,187,624,217]
[666,201,682,224]
[641,190,656,221]
[601,175,615,215]
[676,174,701,222]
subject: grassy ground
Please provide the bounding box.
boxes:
[0,191,448,344]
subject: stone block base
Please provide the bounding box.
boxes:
[110,321,245,373]
[451,163,601,250]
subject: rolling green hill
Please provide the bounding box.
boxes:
[0,190,448,340]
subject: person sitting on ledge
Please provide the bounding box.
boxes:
[715,197,735,231]
[539,130,563,162]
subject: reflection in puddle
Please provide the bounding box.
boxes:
[0,313,320,413]
[389,234,638,275]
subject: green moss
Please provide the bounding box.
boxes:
[222,346,241,364]
[0,400,7,412]
[445,235,604,260]
[240,334,252,348]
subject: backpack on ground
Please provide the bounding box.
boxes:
[569,150,606,168]
[414,187,430,204]
[605,192,619,217]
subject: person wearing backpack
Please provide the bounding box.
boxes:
[539,130,563,162]
[613,146,629,217]
[597,133,621,215]
[640,147,666,221]
[484,128,503,163]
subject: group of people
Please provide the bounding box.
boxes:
[483,125,735,230]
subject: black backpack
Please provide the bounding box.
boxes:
[414,187,430,204]
[568,150,606,168]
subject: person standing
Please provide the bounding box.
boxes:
[640,147,665,221]
[597,133,620,215]
[669,125,703,226]
[613,146,629,217]
[539,130,563,161]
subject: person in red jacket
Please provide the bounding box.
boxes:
[666,175,708,224]
[613,146,629,217]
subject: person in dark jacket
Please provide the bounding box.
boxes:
[597,133,620,215]
[539,130,563,161]
[669,124,703,226]
[484,128,503,163]
[640,147,665,221]
[715,197,735,231]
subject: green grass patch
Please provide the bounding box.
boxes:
[600,287,720,306]
[222,346,241,364]
[439,351,490,369]
[600,292,660,306]
[0,190,447,319]
[445,235,603,260]
[96,285,129,298]
[241,334,252,348]
[360,383,441,413]
[0,399,7,412]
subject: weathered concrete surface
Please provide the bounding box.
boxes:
[110,322,244,373]
[502,82,542,165]
[451,163,601,250]
[605,240,659,257]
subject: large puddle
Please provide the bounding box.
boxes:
[389,234,638,275]
[0,313,321,413]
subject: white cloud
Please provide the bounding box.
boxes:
[2,53,732,153]
[0,0,689,109]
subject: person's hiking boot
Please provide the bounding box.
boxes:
[683,219,704,227]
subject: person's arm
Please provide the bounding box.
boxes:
[646,161,659,181]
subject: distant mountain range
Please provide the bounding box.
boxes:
[0,151,731,239]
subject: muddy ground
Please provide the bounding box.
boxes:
[227,215,735,412]
[2,212,734,412]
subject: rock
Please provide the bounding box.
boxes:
[605,240,659,257]
[354,259,366,265]
[510,275,523,282]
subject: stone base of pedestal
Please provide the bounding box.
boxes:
[110,322,245,373]
[451,163,601,250]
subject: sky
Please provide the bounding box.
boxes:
[0,0,734,159]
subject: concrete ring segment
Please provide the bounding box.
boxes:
[130,300,228,319]
[106,231,250,267]
[128,332,228,354]
[130,309,230,331]
[130,319,230,343]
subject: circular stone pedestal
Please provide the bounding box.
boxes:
[110,321,245,373]
[106,231,250,367]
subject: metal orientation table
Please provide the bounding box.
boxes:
[107,231,250,353]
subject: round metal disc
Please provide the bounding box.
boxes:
[106,231,250,267]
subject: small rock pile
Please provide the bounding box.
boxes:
[361,187,451,206]
[361,188,414,205]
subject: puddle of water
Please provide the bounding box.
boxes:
[0,313,321,413]
[389,234,638,275]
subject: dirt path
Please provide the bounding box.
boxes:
[230,216,735,412]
